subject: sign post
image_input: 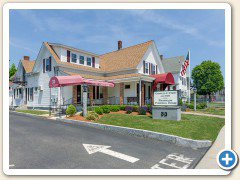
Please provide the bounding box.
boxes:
[152,90,181,121]
[82,84,88,117]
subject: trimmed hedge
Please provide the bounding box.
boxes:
[94,107,103,115]
[138,106,147,115]
[101,106,110,114]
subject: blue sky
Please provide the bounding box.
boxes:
[9,9,225,78]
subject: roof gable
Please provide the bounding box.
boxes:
[161,56,185,73]
[99,40,153,72]
[21,60,35,73]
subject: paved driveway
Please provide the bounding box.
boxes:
[9,112,209,169]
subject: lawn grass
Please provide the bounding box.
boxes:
[16,110,49,115]
[189,108,225,116]
[97,114,225,141]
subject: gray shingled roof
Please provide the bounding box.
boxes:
[162,56,185,73]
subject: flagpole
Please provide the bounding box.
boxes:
[188,50,191,105]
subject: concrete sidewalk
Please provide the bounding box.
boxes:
[182,112,225,118]
[195,126,225,169]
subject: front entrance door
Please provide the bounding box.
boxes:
[77,85,81,104]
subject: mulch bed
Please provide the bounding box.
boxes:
[67,110,151,121]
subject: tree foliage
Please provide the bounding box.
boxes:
[9,63,17,79]
[191,60,224,97]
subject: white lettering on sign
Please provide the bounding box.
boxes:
[151,153,195,169]
[154,91,178,106]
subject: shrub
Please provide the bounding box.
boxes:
[120,105,126,110]
[102,105,110,114]
[110,106,120,112]
[138,106,147,115]
[88,111,99,119]
[94,107,103,115]
[66,104,77,117]
[132,106,139,112]
[179,98,183,106]
[188,104,194,109]
[86,114,98,121]
[125,106,133,114]
[198,102,207,109]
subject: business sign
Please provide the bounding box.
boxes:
[154,91,179,106]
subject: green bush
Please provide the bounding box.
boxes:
[132,106,139,112]
[138,107,147,115]
[102,105,110,114]
[179,98,183,106]
[88,111,99,119]
[86,114,98,121]
[120,105,126,110]
[198,102,207,109]
[66,104,77,116]
[110,106,120,112]
[188,104,194,109]
[94,107,103,115]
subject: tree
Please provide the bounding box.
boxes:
[191,60,224,102]
[9,63,17,79]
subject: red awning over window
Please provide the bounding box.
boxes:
[49,76,115,88]
[150,73,175,90]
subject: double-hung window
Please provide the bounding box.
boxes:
[46,58,50,71]
[79,56,84,65]
[152,64,156,74]
[71,53,77,63]
[145,62,149,74]
[87,57,92,66]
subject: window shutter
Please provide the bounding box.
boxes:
[67,50,70,62]
[43,59,45,73]
[156,65,158,74]
[49,56,52,71]
[143,60,145,73]
[150,63,152,74]
[14,89,15,99]
[92,57,95,68]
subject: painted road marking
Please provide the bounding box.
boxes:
[83,144,139,163]
[9,164,15,167]
[151,153,195,169]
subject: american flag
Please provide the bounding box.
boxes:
[181,51,190,76]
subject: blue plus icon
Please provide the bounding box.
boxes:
[217,150,238,170]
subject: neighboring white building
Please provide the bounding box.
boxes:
[161,56,190,102]
[11,40,189,110]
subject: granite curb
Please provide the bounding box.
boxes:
[56,118,212,149]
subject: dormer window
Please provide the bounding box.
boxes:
[79,56,84,65]
[87,57,92,66]
[71,53,77,63]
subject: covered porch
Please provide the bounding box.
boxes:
[48,73,175,110]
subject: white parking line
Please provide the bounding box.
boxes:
[9,164,15,167]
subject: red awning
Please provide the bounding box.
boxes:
[150,73,175,90]
[49,76,115,88]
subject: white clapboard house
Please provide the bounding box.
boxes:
[10,40,190,110]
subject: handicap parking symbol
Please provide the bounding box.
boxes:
[217,149,238,170]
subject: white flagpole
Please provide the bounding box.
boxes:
[188,50,191,105]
